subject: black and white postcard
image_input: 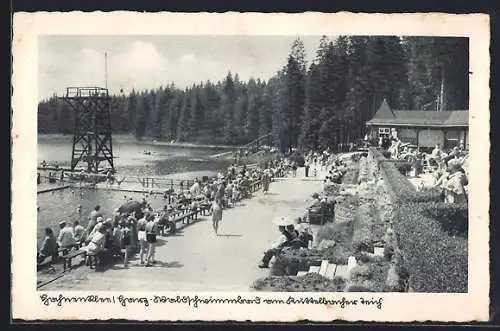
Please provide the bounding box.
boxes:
[11,12,490,322]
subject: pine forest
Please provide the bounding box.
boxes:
[37,36,469,152]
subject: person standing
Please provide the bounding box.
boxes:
[291,161,297,177]
[305,159,310,178]
[127,213,139,254]
[145,215,159,267]
[111,220,123,256]
[121,220,132,268]
[443,159,468,204]
[211,198,223,235]
[136,213,148,265]
[262,170,271,194]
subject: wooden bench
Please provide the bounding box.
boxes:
[63,249,86,271]
[157,205,209,236]
[86,249,124,271]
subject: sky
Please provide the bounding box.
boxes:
[38,35,330,101]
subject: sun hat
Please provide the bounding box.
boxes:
[59,220,66,227]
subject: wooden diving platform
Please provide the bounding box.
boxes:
[37,185,71,194]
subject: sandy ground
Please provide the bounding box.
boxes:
[41,167,324,291]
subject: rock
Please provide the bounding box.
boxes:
[385,263,401,291]
[317,239,336,250]
[347,256,357,274]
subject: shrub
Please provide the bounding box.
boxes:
[290,152,305,167]
[341,166,359,185]
[352,203,375,253]
[421,202,468,236]
[412,187,443,203]
[374,152,416,203]
[252,274,347,292]
[393,203,468,292]
[381,150,391,159]
[316,221,353,245]
[395,162,412,176]
[321,244,353,265]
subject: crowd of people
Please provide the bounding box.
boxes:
[428,144,469,204]
[383,137,469,204]
[37,156,294,269]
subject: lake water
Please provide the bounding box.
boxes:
[37,135,233,246]
[37,134,233,177]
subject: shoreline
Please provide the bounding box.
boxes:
[38,133,242,151]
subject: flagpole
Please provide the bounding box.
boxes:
[105,52,108,89]
[439,67,444,111]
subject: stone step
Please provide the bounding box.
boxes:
[347,256,357,272]
[309,266,320,274]
[324,263,337,280]
[374,247,385,257]
[335,265,349,279]
[318,260,329,276]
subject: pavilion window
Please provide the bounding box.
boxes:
[378,127,391,138]
[444,130,459,149]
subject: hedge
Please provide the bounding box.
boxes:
[421,202,468,237]
[379,161,417,203]
[412,186,443,203]
[370,148,468,293]
[352,202,375,253]
[393,202,468,292]
[395,162,412,176]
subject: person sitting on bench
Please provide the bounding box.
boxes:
[73,221,85,244]
[37,227,58,264]
[295,223,314,249]
[258,224,298,268]
[82,222,109,268]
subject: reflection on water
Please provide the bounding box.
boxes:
[37,135,233,246]
[37,135,232,176]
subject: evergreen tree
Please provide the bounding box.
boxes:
[37,36,469,149]
[176,90,191,141]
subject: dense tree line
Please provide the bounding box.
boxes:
[38,36,469,152]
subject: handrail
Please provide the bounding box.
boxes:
[241,133,273,148]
